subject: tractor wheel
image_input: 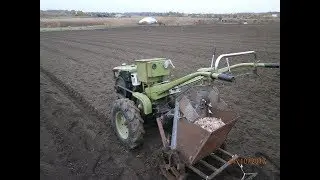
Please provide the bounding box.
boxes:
[115,76,131,98]
[111,98,145,149]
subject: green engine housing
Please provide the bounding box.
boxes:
[135,58,171,84]
[112,58,173,115]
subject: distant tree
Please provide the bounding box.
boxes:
[75,11,85,16]
[233,14,237,18]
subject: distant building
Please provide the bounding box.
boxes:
[115,14,125,18]
[272,14,278,17]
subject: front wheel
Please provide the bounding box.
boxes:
[111,98,145,149]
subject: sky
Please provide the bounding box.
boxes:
[40,0,280,14]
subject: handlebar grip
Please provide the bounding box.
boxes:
[217,73,235,82]
[264,63,280,68]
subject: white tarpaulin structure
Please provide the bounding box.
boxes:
[138,17,158,24]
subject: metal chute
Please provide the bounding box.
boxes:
[175,85,239,165]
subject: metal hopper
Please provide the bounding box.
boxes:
[176,109,239,165]
[174,86,240,165]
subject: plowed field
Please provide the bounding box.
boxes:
[40,24,280,179]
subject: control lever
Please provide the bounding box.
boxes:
[164,59,175,69]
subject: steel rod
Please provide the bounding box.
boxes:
[245,173,258,180]
[199,160,218,171]
[218,148,233,157]
[188,165,209,179]
[210,54,215,68]
[210,154,227,164]
[170,100,179,149]
[207,155,239,179]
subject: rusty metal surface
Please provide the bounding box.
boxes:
[156,117,169,148]
[176,109,239,165]
[179,96,199,123]
[176,118,209,165]
[194,118,237,164]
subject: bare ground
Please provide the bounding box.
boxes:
[40,24,280,179]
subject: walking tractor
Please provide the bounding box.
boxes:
[111,50,280,180]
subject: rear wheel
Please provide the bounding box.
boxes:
[111,98,145,149]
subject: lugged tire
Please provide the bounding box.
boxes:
[111,98,145,149]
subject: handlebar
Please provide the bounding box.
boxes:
[264,63,280,68]
[217,73,235,82]
[213,51,256,70]
[209,62,279,82]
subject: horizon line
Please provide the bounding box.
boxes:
[40,9,280,14]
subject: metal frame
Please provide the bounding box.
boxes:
[187,148,258,180]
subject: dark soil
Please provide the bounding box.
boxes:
[40,24,280,179]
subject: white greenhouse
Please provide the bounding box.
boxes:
[138,17,158,24]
